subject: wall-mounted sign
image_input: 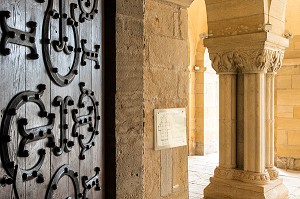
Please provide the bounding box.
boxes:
[154,108,187,150]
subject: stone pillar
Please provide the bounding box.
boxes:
[203,33,289,199]
[265,51,284,180]
[218,73,237,169]
[206,51,237,176]
[242,55,269,183]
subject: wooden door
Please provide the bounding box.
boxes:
[0,0,104,198]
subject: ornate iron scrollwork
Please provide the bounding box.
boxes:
[0,85,55,198]
[42,0,80,86]
[0,11,39,59]
[82,167,101,199]
[78,0,99,23]
[52,96,75,156]
[46,164,81,199]
[0,85,55,182]
[81,39,101,69]
[72,82,100,160]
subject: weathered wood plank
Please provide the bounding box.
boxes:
[49,0,71,198]
[92,0,104,198]
[0,1,27,198]
[24,1,50,198]
[79,4,94,198]
[67,0,81,198]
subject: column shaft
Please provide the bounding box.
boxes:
[219,74,236,169]
[265,72,279,179]
[265,73,274,168]
[244,73,265,173]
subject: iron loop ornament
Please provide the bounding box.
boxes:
[0,85,55,198]
[52,96,75,156]
[72,82,100,160]
[78,0,99,23]
[46,164,81,199]
[42,0,80,87]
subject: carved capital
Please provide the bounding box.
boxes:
[267,50,285,73]
[208,47,285,74]
[204,32,288,74]
[214,167,270,185]
[209,51,242,74]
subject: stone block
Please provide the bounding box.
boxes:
[116,69,143,93]
[277,130,287,145]
[148,35,188,69]
[277,145,300,158]
[277,112,293,118]
[195,107,204,119]
[277,90,300,105]
[195,93,204,108]
[116,51,143,71]
[276,75,291,89]
[294,106,300,118]
[145,0,176,37]
[178,69,189,99]
[194,83,204,94]
[277,65,300,75]
[179,8,188,39]
[292,75,300,88]
[206,0,264,22]
[144,67,178,100]
[277,118,300,130]
[161,0,193,8]
[204,177,288,199]
[116,0,144,18]
[144,149,161,199]
[116,133,144,199]
[206,14,265,37]
[277,105,293,113]
[288,131,300,146]
[115,92,143,134]
[116,15,144,53]
[195,72,205,83]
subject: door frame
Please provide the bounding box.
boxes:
[104,0,116,198]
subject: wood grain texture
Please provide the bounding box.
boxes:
[92,0,104,198]
[79,5,94,199]
[0,1,26,198]
[0,0,104,198]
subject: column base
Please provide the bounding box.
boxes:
[204,177,288,199]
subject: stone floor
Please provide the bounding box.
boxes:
[188,153,300,199]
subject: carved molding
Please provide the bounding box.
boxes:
[209,48,285,74]
[267,167,279,180]
[267,50,284,73]
[214,167,270,185]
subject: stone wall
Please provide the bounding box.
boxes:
[115,0,145,198]
[115,0,190,198]
[144,0,189,198]
[275,36,300,170]
[275,63,300,170]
